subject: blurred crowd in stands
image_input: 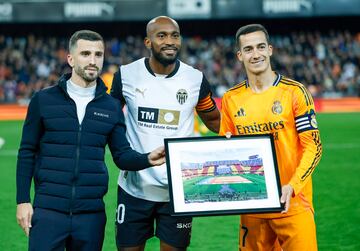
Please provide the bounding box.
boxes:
[1,30,360,104]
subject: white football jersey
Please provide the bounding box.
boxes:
[111,58,215,201]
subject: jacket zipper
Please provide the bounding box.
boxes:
[70,124,82,215]
[67,89,104,215]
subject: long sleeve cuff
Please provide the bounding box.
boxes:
[16,174,31,204]
[114,151,151,171]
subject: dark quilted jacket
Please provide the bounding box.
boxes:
[16,73,150,213]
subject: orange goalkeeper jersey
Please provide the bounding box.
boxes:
[220,73,322,218]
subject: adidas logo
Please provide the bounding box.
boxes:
[235,108,246,117]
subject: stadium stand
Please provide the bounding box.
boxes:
[1,29,360,104]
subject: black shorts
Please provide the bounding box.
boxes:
[115,186,192,248]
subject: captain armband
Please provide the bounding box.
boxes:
[295,112,318,133]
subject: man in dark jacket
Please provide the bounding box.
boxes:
[15,30,165,251]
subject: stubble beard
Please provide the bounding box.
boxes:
[75,65,99,83]
[151,46,179,66]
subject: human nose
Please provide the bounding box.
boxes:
[89,54,96,64]
[252,48,260,58]
[164,35,175,45]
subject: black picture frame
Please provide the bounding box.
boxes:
[164,134,283,216]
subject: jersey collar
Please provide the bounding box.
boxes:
[245,72,282,87]
[272,72,282,86]
[144,58,180,78]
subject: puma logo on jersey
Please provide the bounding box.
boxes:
[135,88,147,98]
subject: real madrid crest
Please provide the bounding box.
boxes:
[176,89,188,105]
[272,100,283,115]
[310,114,318,128]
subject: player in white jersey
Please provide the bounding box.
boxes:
[111,16,220,251]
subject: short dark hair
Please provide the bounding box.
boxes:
[235,24,270,49]
[69,30,104,53]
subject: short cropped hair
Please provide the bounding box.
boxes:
[235,24,270,49]
[69,30,104,53]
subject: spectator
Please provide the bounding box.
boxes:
[1,30,360,103]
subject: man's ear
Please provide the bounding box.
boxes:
[236,50,243,62]
[144,37,151,50]
[268,44,273,57]
[67,54,74,67]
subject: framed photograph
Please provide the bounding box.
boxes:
[164,134,283,216]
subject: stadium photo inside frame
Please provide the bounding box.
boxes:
[164,134,283,216]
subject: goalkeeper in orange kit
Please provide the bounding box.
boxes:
[220,24,322,251]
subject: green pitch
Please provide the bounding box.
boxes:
[0,113,359,250]
[183,174,267,202]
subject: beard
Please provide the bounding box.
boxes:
[74,65,100,83]
[151,46,179,66]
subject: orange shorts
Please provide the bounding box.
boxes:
[239,210,317,251]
